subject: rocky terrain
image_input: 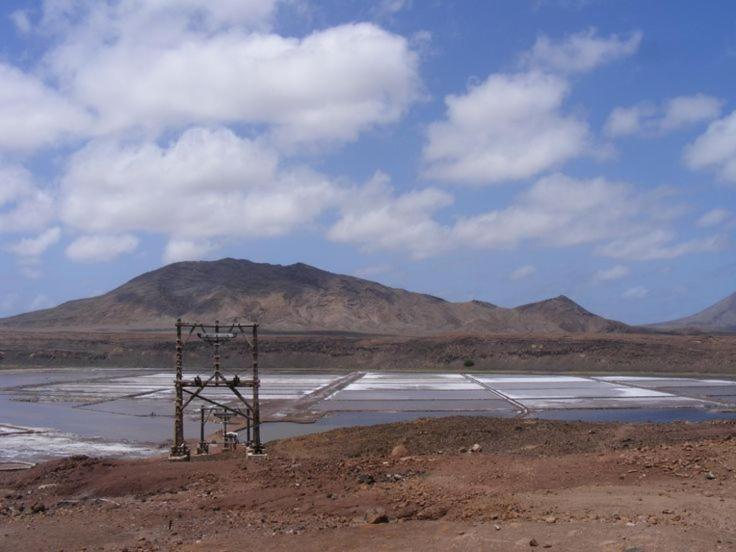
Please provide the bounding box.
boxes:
[2,329,736,375]
[0,258,634,335]
[653,292,736,334]
[1,416,735,551]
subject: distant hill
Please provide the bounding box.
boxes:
[651,292,736,334]
[0,258,635,335]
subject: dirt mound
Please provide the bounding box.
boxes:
[3,417,736,551]
[268,416,736,460]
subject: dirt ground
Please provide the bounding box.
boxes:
[1,416,735,551]
[2,330,736,375]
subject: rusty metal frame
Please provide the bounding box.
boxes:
[170,318,262,460]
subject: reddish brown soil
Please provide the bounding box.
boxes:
[1,417,736,551]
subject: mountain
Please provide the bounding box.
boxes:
[651,292,736,334]
[0,258,634,335]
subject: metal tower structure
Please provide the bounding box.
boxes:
[169,318,262,460]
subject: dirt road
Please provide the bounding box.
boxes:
[1,417,735,551]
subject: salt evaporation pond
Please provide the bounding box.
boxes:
[2,368,736,463]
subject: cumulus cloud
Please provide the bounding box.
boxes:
[509,265,536,281]
[35,0,420,148]
[594,265,630,281]
[423,72,588,184]
[60,127,339,251]
[10,10,32,33]
[327,172,452,259]
[4,227,61,278]
[622,285,648,299]
[0,63,91,151]
[5,227,61,258]
[605,94,723,138]
[0,2,420,153]
[684,110,736,183]
[0,163,55,234]
[66,234,139,262]
[453,174,723,260]
[163,239,217,264]
[604,104,656,138]
[660,95,724,131]
[597,230,725,261]
[336,173,718,261]
[521,28,642,74]
[697,208,731,228]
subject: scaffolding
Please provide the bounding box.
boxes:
[169,318,263,460]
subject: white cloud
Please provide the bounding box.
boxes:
[622,285,648,299]
[604,104,655,138]
[0,2,420,153]
[594,265,630,281]
[60,126,340,242]
[509,265,536,281]
[38,0,419,149]
[453,174,723,260]
[697,208,730,227]
[0,63,91,151]
[453,174,638,248]
[605,94,723,138]
[5,227,61,258]
[163,239,217,264]
[423,72,588,184]
[0,163,55,234]
[684,110,736,183]
[660,94,724,131]
[521,28,642,74]
[342,173,717,261]
[66,234,139,262]
[10,10,32,33]
[598,230,725,261]
[327,172,452,259]
[374,0,412,17]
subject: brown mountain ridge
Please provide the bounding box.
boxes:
[650,292,736,334]
[0,258,636,335]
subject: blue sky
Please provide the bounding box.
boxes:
[0,0,734,325]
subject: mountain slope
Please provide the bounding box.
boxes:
[0,258,633,334]
[652,292,736,333]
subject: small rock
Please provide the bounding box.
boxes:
[470,443,482,453]
[543,516,556,524]
[30,503,45,514]
[391,443,409,458]
[706,472,716,480]
[529,538,539,547]
[357,474,375,485]
[364,508,388,524]
[494,524,501,531]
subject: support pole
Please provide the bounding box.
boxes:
[214,320,220,377]
[170,318,190,460]
[251,323,263,453]
[197,406,208,455]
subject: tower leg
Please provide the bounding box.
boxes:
[170,319,190,461]
[251,324,264,454]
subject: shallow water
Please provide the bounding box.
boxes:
[533,407,736,423]
[260,406,736,443]
[2,367,736,462]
